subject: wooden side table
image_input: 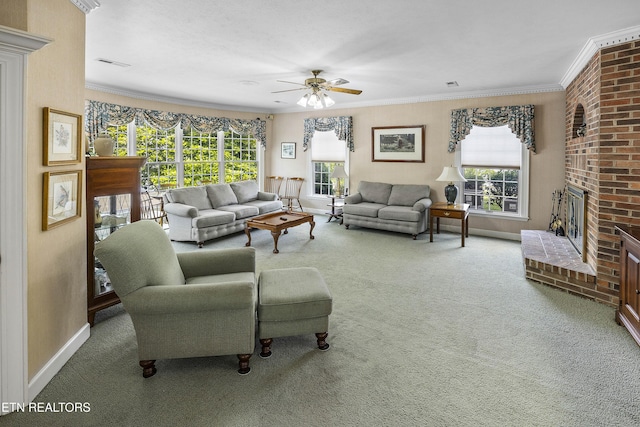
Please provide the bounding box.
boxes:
[326,196,344,224]
[429,202,470,247]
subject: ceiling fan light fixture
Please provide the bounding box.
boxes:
[297,93,310,107]
[308,93,320,107]
[322,93,335,107]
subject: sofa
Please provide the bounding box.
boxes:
[343,181,432,239]
[163,180,283,247]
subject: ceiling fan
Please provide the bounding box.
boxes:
[273,70,362,108]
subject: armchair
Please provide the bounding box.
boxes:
[94,220,257,377]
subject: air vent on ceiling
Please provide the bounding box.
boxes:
[96,58,131,67]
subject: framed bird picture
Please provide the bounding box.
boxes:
[43,107,82,166]
[43,170,82,230]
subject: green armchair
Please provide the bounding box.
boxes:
[94,220,257,377]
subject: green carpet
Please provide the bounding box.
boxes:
[3,219,640,426]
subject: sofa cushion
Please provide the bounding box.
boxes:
[358,181,393,204]
[230,180,259,204]
[206,184,238,208]
[217,204,260,219]
[243,199,283,214]
[343,202,386,218]
[167,186,212,210]
[378,205,422,222]
[191,209,236,228]
[388,184,431,207]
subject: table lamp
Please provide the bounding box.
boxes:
[331,165,348,198]
[436,166,467,205]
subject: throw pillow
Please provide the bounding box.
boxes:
[388,185,431,206]
[167,186,212,210]
[230,180,259,204]
[358,181,393,204]
[206,184,238,208]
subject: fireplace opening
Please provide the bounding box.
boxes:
[566,185,587,262]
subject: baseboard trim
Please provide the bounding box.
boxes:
[28,323,90,401]
[439,224,521,241]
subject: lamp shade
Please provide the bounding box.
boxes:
[436,166,467,183]
[331,165,348,179]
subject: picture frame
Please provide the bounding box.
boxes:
[281,142,296,159]
[43,170,82,230]
[372,125,425,162]
[43,107,82,166]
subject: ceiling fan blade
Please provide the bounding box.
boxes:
[327,78,349,86]
[327,87,362,95]
[276,80,307,87]
[271,87,308,93]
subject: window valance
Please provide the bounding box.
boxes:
[84,100,267,147]
[303,116,354,152]
[448,104,535,153]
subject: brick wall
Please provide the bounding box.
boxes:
[565,41,640,305]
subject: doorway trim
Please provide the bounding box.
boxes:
[0,26,51,414]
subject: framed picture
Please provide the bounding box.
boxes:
[281,142,296,159]
[372,125,425,162]
[43,107,82,165]
[43,170,82,230]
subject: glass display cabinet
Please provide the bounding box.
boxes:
[86,156,146,326]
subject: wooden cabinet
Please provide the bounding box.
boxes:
[87,157,146,326]
[615,225,640,347]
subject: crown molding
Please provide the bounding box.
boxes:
[85,81,269,114]
[70,0,101,14]
[0,25,51,54]
[275,84,565,113]
[560,25,640,88]
[88,81,563,115]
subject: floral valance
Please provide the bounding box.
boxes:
[84,100,267,147]
[303,116,354,152]
[448,104,535,153]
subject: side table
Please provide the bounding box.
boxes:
[429,202,470,247]
[326,196,344,224]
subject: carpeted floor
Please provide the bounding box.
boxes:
[3,219,640,426]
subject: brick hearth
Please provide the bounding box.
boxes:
[520,230,617,307]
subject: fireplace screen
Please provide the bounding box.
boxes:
[567,185,587,261]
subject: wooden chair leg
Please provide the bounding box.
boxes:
[140,360,157,378]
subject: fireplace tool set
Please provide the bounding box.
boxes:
[548,188,565,236]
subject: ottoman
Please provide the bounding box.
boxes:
[258,267,333,357]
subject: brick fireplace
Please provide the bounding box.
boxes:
[524,38,640,307]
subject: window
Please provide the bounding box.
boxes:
[101,123,258,188]
[457,125,529,218]
[182,127,219,186]
[136,124,178,188]
[223,129,258,183]
[311,131,347,196]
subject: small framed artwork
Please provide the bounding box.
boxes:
[42,170,82,230]
[43,107,82,166]
[372,125,425,162]
[281,142,296,159]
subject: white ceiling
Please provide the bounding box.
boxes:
[85,0,640,113]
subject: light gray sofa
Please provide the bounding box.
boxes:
[163,180,283,247]
[343,181,432,239]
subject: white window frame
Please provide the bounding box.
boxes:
[309,130,349,199]
[455,126,530,221]
[102,123,260,187]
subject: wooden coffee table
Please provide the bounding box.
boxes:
[245,211,315,253]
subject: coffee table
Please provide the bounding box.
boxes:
[245,211,315,253]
